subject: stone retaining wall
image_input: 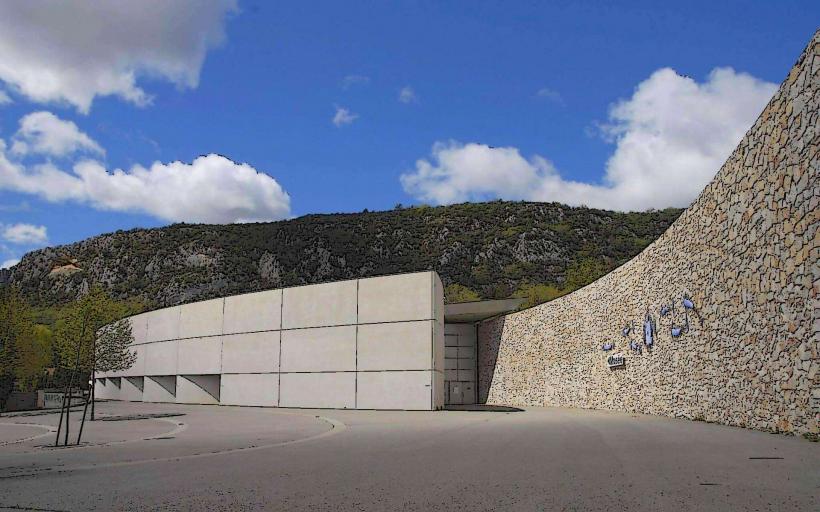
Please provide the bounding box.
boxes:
[477,31,819,435]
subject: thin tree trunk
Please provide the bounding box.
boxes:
[58,311,88,446]
[91,367,96,421]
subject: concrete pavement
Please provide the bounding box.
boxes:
[0,401,816,511]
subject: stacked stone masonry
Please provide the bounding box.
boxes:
[478,31,819,435]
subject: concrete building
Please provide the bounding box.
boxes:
[95,271,521,410]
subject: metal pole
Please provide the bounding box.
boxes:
[91,334,96,421]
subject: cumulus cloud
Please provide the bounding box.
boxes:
[0,128,291,224]
[341,75,370,89]
[401,67,776,211]
[11,111,104,157]
[332,106,358,127]
[399,86,418,104]
[1,258,19,269]
[0,1,237,113]
[0,90,10,105]
[1,223,48,245]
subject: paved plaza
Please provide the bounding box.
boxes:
[0,401,816,511]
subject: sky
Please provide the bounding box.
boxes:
[0,1,817,268]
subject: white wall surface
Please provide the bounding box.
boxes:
[145,340,178,376]
[357,321,433,371]
[97,271,444,410]
[95,378,119,400]
[221,332,280,374]
[144,376,176,402]
[179,298,224,338]
[220,373,278,406]
[121,376,144,401]
[356,370,433,410]
[358,272,433,324]
[146,306,180,342]
[282,279,357,329]
[224,289,281,334]
[279,372,356,409]
[177,337,222,375]
[177,375,220,404]
[130,313,149,344]
[280,326,356,372]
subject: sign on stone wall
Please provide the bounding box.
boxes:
[607,354,625,369]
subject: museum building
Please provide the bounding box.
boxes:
[94,271,521,410]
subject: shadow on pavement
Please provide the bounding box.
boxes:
[444,404,524,413]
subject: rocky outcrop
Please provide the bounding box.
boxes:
[478,31,819,435]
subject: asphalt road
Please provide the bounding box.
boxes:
[0,401,816,511]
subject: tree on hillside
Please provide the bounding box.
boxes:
[444,283,481,304]
[512,282,569,310]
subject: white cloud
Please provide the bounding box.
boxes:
[1,258,19,269]
[401,67,776,211]
[11,111,104,157]
[341,75,370,89]
[0,90,10,105]
[1,223,48,245]
[332,106,358,127]
[399,86,417,104]
[0,142,291,224]
[536,87,562,104]
[0,1,237,113]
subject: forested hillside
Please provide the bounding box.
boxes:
[2,201,682,310]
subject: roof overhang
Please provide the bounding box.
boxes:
[444,298,525,324]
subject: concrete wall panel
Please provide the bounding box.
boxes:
[358,272,433,324]
[224,289,282,334]
[145,340,178,376]
[221,332,280,374]
[280,326,356,372]
[121,376,144,401]
[146,306,180,342]
[179,298,224,339]
[177,337,222,375]
[143,376,176,403]
[357,371,432,410]
[119,344,146,378]
[433,321,445,373]
[130,313,149,344]
[279,372,355,409]
[220,373,278,406]
[282,280,357,329]
[101,271,447,411]
[357,321,433,371]
[444,323,474,337]
[95,378,119,400]
[177,375,220,404]
[433,370,445,409]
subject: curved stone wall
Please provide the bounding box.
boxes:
[478,31,818,435]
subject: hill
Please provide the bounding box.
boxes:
[2,201,682,309]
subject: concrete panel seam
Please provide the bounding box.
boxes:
[355,278,359,409]
[278,288,283,407]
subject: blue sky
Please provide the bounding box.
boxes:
[0,1,817,267]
